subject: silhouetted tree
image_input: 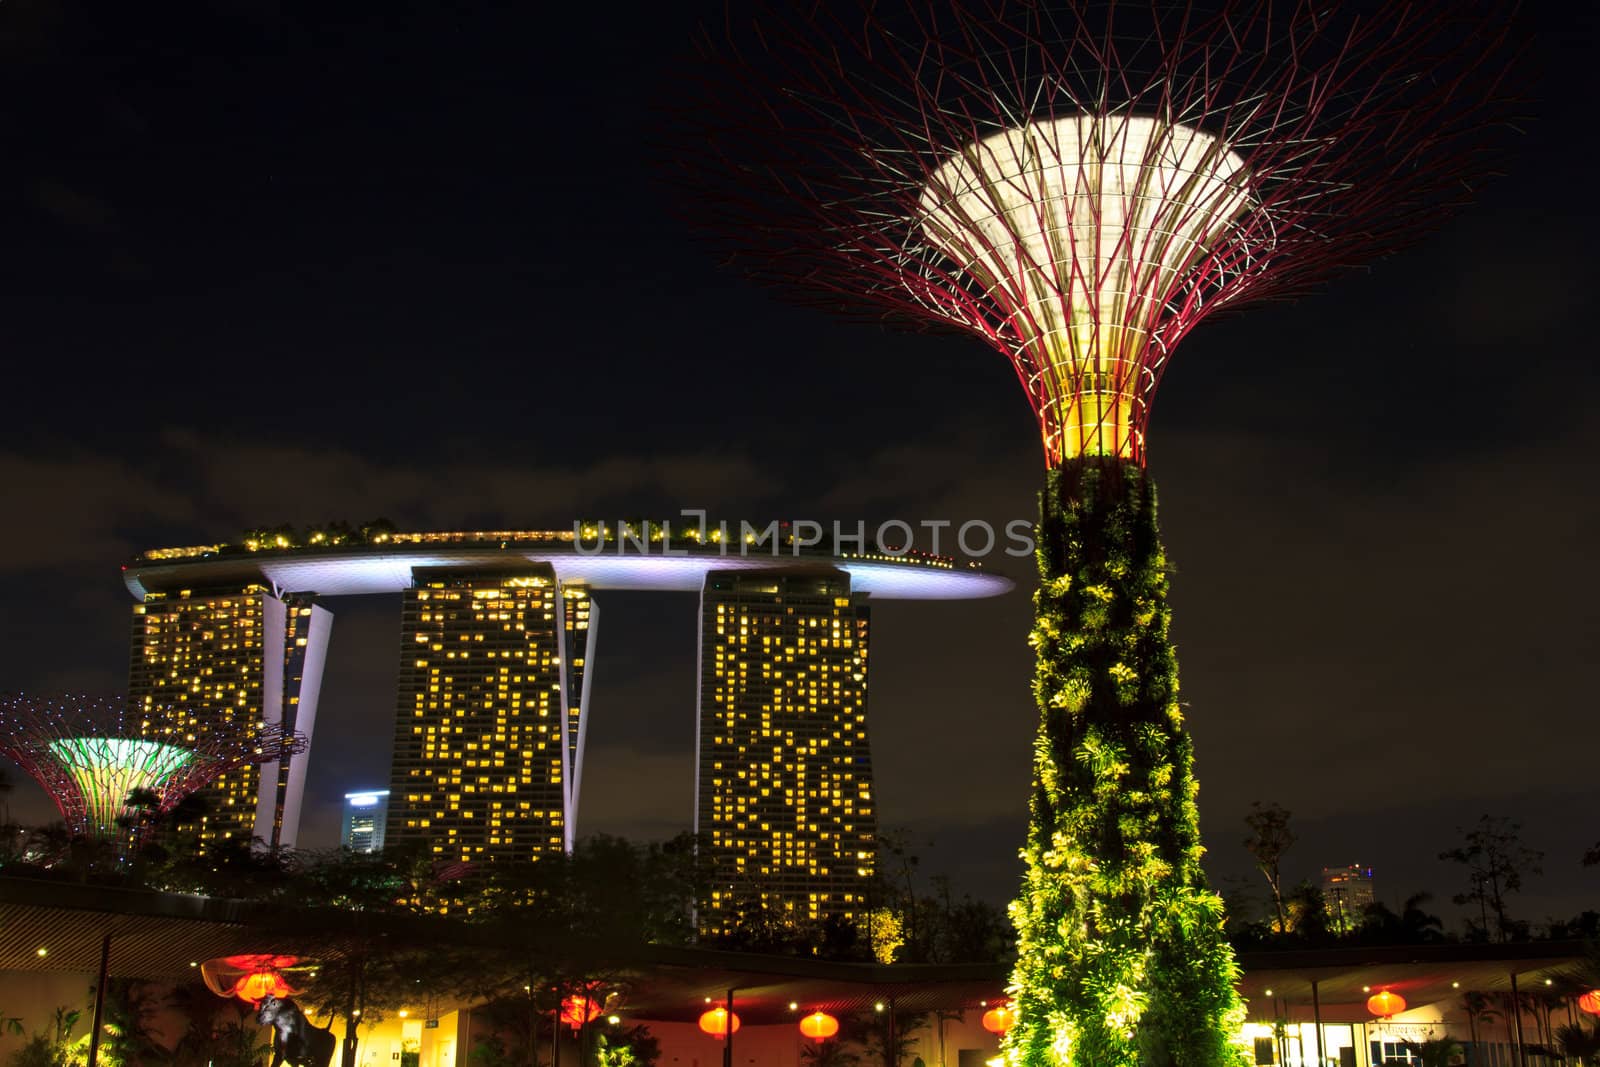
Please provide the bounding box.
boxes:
[1358,893,1446,944]
[1461,991,1500,1051]
[1399,1037,1461,1067]
[1439,816,1543,942]
[857,1008,926,1067]
[1243,802,1294,934]
[800,1039,860,1067]
[1282,881,1329,942]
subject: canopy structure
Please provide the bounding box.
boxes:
[688,1,1516,467]
[920,114,1252,461]
[0,694,307,842]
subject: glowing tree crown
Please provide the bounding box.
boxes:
[689,0,1517,466]
[0,694,306,843]
[920,113,1253,461]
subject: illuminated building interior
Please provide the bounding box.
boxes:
[696,569,876,934]
[388,565,596,873]
[128,584,331,850]
[120,533,1001,866]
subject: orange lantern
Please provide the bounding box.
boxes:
[698,1007,741,1038]
[1579,991,1600,1015]
[1367,990,1406,1018]
[233,970,296,1004]
[200,955,307,1007]
[799,1012,840,1040]
[981,1004,1016,1035]
[561,995,602,1031]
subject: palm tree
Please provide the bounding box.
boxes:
[801,1041,860,1067]
[1557,1023,1600,1066]
[1525,987,1569,1054]
[1399,1038,1461,1067]
[858,1010,927,1067]
[1461,991,1500,1051]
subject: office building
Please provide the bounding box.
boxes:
[1323,863,1376,932]
[341,790,390,852]
[695,569,877,935]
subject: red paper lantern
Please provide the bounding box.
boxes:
[1578,990,1600,1015]
[698,1007,741,1038]
[981,1004,1016,1035]
[561,995,601,1031]
[799,1012,839,1040]
[1367,991,1406,1018]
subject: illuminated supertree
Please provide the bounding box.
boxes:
[688,3,1514,1064]
[0,694,306,845]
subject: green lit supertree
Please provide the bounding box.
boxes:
[686,2,1514,1063]
[0,693,305,844]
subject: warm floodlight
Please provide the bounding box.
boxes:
[919,114,1252,461]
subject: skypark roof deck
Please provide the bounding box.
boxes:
[123,529,1014,601]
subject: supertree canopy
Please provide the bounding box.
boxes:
[0,694,306,844]
[688,3,1513,1065]
[693,0,1515,468]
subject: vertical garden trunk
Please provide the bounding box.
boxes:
[1006,460,1245,1067]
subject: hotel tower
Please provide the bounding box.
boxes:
[387,564,597,874]
[128,585,331,850]
[695,569,877,935]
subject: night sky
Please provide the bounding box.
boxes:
[1,1,1593,929]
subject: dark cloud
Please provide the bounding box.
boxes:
[34,179,115,231]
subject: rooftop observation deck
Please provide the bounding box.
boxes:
[123,526,1015,601]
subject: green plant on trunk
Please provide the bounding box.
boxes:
[1005,462,1246,1067]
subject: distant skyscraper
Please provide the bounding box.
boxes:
[1322,863,1376,932]
[695,569,876,935]
[387,565,597,875]
[128,584,331,850]
[341,790,390,852]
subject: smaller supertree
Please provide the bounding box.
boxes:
[0,693,306,844]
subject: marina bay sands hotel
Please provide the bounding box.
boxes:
[122,527,1008,930]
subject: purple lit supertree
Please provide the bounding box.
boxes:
[0,694,306,846]
[687,3,1515,1064]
